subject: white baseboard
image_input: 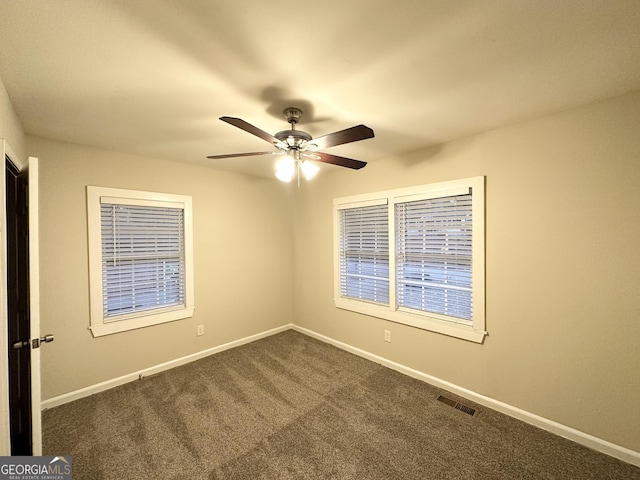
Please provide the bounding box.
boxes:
[41,324,292,410]
[41,322,639,468]
[292,325,640,468]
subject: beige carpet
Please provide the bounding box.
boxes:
[43,330,640,479]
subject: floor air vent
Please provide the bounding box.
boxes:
[437,395,478,417]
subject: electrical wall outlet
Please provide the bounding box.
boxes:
[384,329,392,343]
[197,325,205,336]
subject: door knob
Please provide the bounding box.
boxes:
[13,335,54,349]
[31,334,55,349]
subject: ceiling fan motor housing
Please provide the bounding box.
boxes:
[275,129,312,148]
[274,107,313,149]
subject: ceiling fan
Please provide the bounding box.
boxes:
[207,107,374,184]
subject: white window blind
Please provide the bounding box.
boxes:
[100,202,186,321]
[395,193,473,321]
[339,204,390,304]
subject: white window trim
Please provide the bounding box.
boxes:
[87,186,194,337]
[333,176,486,343]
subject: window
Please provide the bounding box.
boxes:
[339,202,389,304]
[334,177,485,343]
[87,187,194,337]
[395,193,473,320]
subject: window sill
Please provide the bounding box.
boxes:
[90,307,194,337]
[334,297,486,343]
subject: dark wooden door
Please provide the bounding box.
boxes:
[6,157,32,455]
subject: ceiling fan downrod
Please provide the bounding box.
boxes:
[275,108,312,150]
[283,107,302,128]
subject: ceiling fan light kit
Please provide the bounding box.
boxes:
[275,154,320,184]
[207,107,374,186]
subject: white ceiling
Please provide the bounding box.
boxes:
[1,1,640,179]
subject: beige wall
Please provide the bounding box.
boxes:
[0,75,25,160]
[291,91,640,452]
[28,136,293,400]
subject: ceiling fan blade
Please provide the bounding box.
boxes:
[220,117,281,145]
[307,124,374,150]
[303,151,367,170]
[207,151,282,159]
